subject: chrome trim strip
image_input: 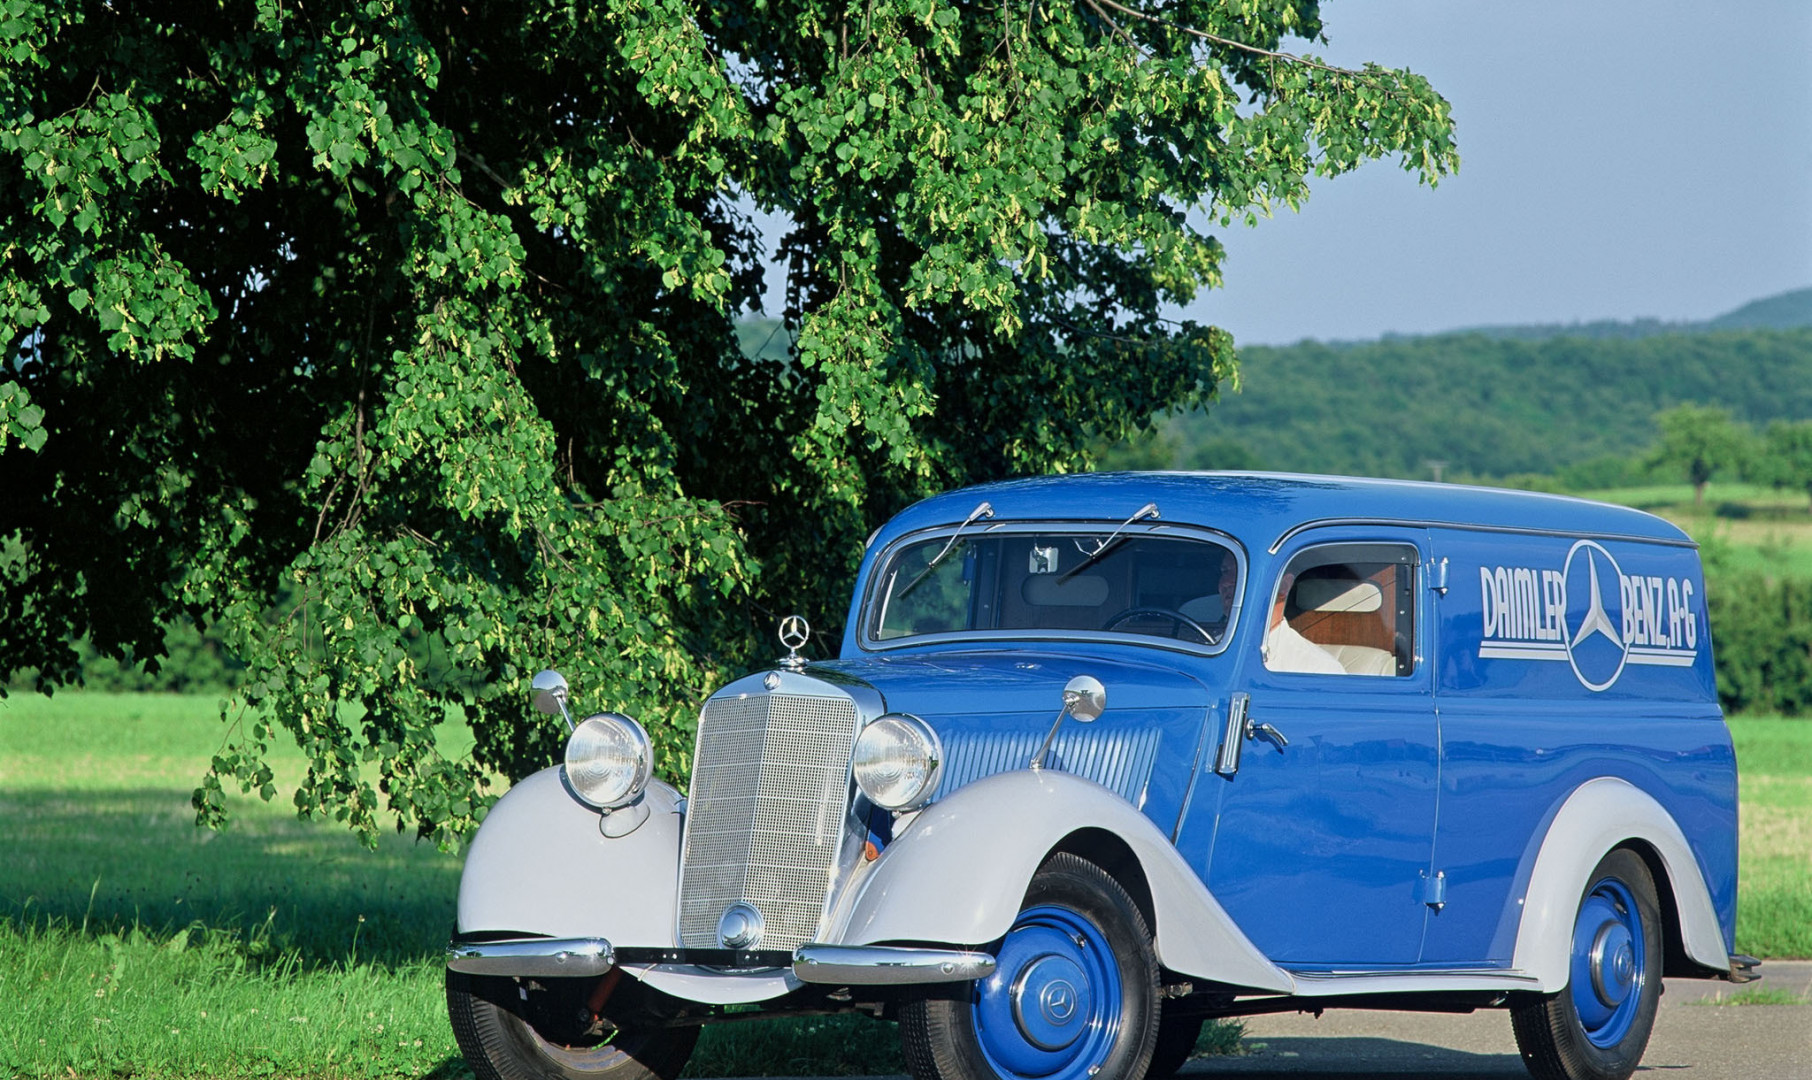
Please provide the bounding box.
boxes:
[1269,516,1698,555]
[1284,966,1534,979]
[1171,701,1218,841]
[446,937,615,977]
[792,944,997,985]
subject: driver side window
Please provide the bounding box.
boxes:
[1263,544,1417,676]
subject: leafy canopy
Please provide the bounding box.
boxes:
[1,0,1455,844]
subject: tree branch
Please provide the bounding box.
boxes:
[1089,0,1388,85]
[1079,0,1141,51]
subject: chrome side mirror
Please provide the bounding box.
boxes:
[531,669,574,732]
[1031,675,1107,770]
[1063,675,1106,722]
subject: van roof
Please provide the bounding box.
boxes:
[885,472,1693,551]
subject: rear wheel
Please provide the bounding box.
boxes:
[899,852,1160,1080]
[446,969,698,1080]
[1510,849,1662,1080]
[1145,1005,1205,1079]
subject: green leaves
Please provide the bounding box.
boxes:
[0,380,46,452]
[0,0,1456,847]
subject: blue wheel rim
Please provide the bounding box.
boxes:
[973,904,1123,1080]
[1568,877,1646,1048]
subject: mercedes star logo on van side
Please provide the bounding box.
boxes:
[1562,540,1631,692]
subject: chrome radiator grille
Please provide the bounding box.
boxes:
[677,691,859,950]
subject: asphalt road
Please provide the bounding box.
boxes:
[734,964,1810,1080]
[1183,963,1812,1080]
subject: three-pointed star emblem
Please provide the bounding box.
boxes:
[1569,551,1622,651]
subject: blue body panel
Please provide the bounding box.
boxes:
[833,473,1737,969]
[817,650,1215,841]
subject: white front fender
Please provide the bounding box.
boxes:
[1511,777,1728,990]
[457,768,682,946]
[830,769,1294,994]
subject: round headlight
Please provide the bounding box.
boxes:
[563,712,652,810]
[852,713,942,811]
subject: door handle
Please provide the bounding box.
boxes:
[1246,717,1289,750]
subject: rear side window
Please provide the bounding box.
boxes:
[1264,543,1417,677]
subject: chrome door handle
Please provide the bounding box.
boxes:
[1246,718,1289,750]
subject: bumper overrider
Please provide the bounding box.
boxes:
[446,936,996,985]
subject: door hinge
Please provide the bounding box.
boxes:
[1418,869,1447,910]
[1429,557,1450,595]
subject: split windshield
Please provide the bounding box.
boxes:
[868,530,1239,648]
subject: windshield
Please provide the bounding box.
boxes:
[867,529,1240,648]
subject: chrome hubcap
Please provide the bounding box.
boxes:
[1589,922,1636,1007]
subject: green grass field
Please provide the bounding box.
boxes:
[2,694,1806,1078]
[1728,718,1812,958]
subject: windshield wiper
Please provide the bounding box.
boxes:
[1060,501,1160,581]
[896,501,994,599]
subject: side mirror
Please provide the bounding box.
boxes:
[1063,675,1106,722]
[1031,675,1107,770]
[531,669,571,728]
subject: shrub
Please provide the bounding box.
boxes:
[1706,570,1812,715]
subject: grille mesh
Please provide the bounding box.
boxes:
[678,692,858,949]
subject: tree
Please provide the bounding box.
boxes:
[1650,405,1750,505]
[1,0,1456,844]
[1756,420,1812,510]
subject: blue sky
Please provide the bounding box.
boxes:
[1188,0,1812,344]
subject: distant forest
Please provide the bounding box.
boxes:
[1166,326,1812,480]
[739,287,1812,483]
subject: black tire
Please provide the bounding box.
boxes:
[1510,849,1663,1080]
[898,852,1161,1080]
[446,968,699,1080]
[1145,1005,1205,1079]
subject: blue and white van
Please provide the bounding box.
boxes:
[445,473,1750,1080]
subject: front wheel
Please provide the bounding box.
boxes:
[899,852,1160,1080]
[1510,848,1663,1080]
[446,968,698,1080]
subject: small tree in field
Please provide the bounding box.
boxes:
[1650,405,1751,506]
[1760,420,1812,510]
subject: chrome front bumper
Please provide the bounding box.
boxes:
[447,936,616,977]
[792,944,996,984]
[446,937,994,986]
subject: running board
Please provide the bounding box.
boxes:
[1282,968,1544,997]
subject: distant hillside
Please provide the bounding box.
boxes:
[1167,327,1812,479]
[1704,287,1812,331]
[1402,285,1812,343]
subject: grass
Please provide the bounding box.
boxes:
[1690,987,1810,1006]
[1729,718,1812,959]
[3,695,1800,1078]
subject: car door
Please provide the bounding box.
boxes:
[1200,533,1439,968]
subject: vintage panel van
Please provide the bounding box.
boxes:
[444,473,1750,1080]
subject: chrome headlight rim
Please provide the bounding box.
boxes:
[562,711,652,810]
[852,711,943,812]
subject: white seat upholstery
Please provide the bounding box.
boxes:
[1321,643,1397,676]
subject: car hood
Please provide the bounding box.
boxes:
[812,649,1213,716]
